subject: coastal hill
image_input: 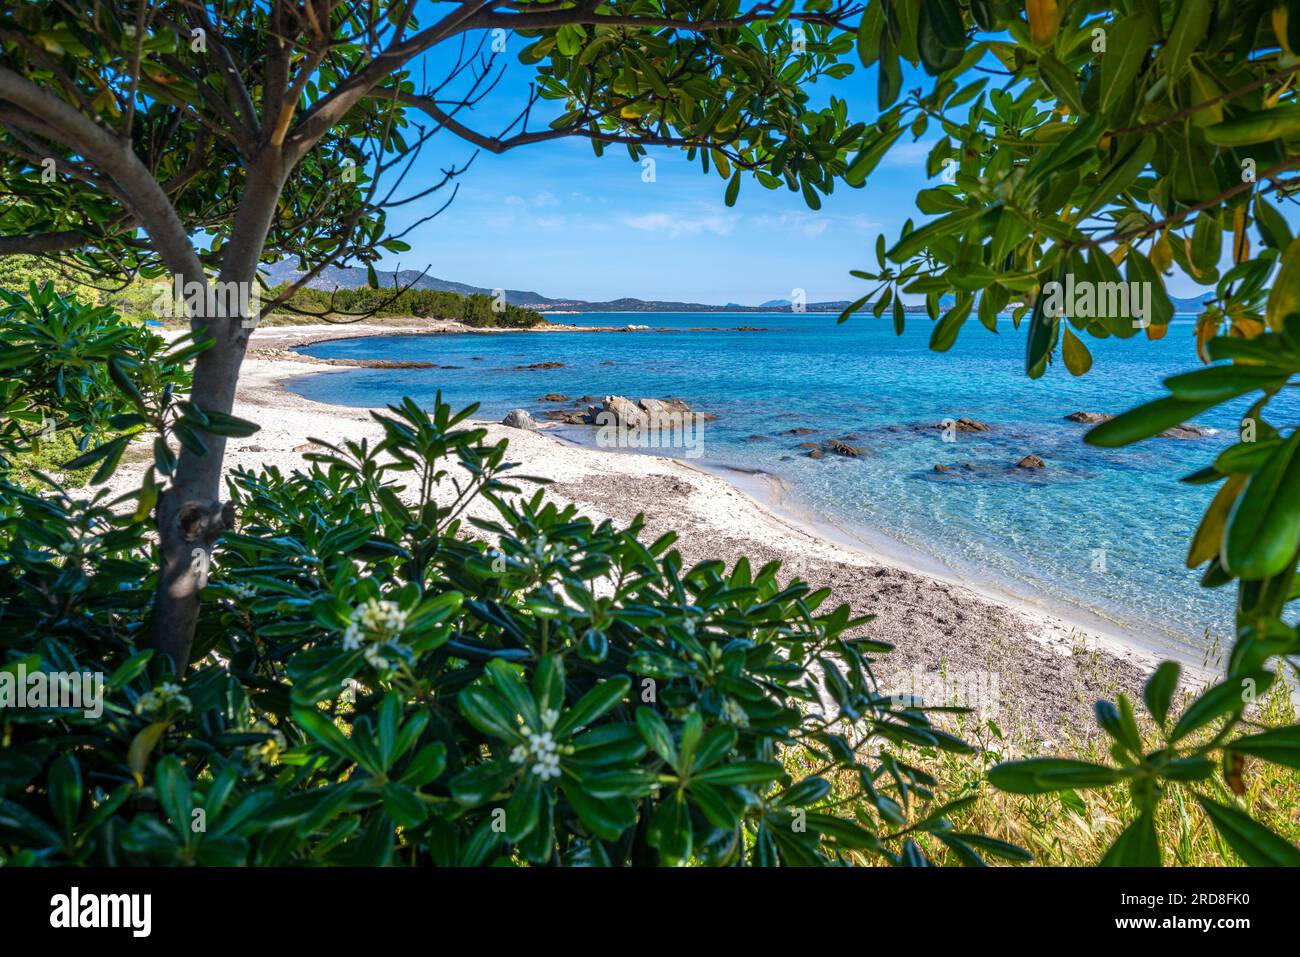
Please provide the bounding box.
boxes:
[263,261,1213,315]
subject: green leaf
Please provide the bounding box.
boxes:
[1099,13,1153,117]
[1229,725,1300,769]
[724,171,741,207]
[635,707,678,769]
[1024,279,1059,378]
[887,206,991,263]
[647,792,692,865]
[1084,396,1221,448]
[1168,671,1273,743]
[47,755,81,835]
[1143,661,1181,726]
[381,783,427,828]
[988,758,1121,793]
[1223,432,1300,579]
[1161,1,1212,78]
[291,706,369,768]
[1037,54,1083,113]
[553,676,630,738]
[1205,105,1300,147]
[449,759,517,807]
[1099,813,1161,866]
[929,295,972,352]
[400,742,447,787]
[1195,795,1300,866]
[1266,239,1300,330]
[155,755,193,840]
[1061,326,1092,376]
[562,778,635,841]
[692,760,784,786]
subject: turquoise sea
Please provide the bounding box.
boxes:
[290,312,1291,661]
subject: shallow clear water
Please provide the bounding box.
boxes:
[291,312,1289,659]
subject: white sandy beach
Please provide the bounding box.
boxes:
[113,322,1216,741]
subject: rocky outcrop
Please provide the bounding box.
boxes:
[541,395,715,429]
[1065,410,1212,439]
[541,409,591,424]
[825,439,863,457]
[803,438,864,459]
[915,417,991,432]
[502,409,538,430]
[516,361,565,370]
[602,395,650,430]
[538,393,570,402]
[1160,423,1215,440]
[1016,454,1046,469]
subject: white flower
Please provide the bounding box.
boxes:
[513,722,562,779]
[342,598,410,668]
[532,758,561,780]
[721,697,749,728]
[135,681,192,718]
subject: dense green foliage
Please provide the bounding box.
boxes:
[0,290,1021,867]
[0,282,193,485]
[844,0,1300,864]
[271,285,546,328]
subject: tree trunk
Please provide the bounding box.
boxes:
[148,154,288,672]
[150,327,249,671]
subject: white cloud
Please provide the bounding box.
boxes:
[882,138,939,168]
[623,211,737,237]
[748,212,829,238]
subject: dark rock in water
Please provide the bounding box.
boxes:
[826,440,863,457]
[746,434,768,442]
[786,427,818,436]
[439,365,464,370]
[542,409,591,424]
[933,463,954,473]
[502,409,538,430]
[577,395,601,404]
[516,361,565,370]
[843,434,859,441]
[539,393,570,402]
[1160,423,1214,439]
[1016,454,1046,469]
[807,448,824,459]
[1065,411,1113,424]
[600,360,615,366]
[797,441,820,449]
[916,416,991,432]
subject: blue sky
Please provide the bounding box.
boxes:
[371,17,1276,306]
[371,20,951,305]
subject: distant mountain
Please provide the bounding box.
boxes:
[261,261,559,308]
[1168,294,1213,312]
[264,261,1210,316]
[261,260,859,313]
